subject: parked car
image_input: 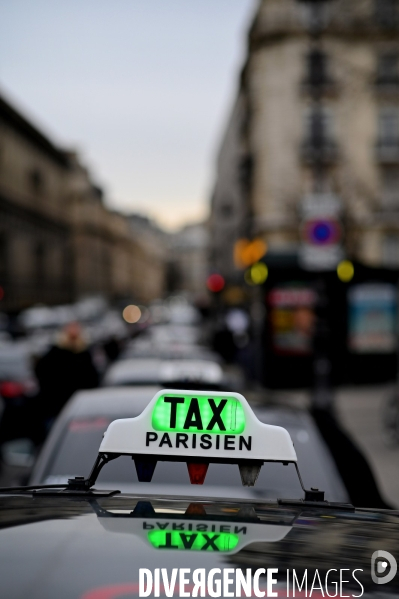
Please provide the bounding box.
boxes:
[102,359,162,386]
[119,338,221,363]
[0,342,38,445]
[102,358,227,390]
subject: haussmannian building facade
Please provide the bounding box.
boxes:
[210,0,399,278]
[0,93,167,311]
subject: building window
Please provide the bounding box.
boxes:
[28,168,44,195]
[378,107,399,145]
[299,2,331,31]
[305,49,329,87]
[375,0,399,28]
[304,106,334,146]
[381,168,399,207]
[383,234,399,267]
[376,52,399,85]
[0,234,8,280]
[238,155,253,194]
[220,204,233,218]
[35,241,45,285]
[301,106,337,165]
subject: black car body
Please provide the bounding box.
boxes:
[3,387,398,598]
[0,492,398,598]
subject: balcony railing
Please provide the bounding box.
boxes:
[301,77,337,96]
[375,76,399,94]
[375,2,399,29]
[300,138,338,164]
[381,197,399,211]
[376,140,399,163]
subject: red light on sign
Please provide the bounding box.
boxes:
[206,274,225,293]
[187,462,209,484]
[0,287,4,301]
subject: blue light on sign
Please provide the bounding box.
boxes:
[313,223,330,242]
[305,219,341,246]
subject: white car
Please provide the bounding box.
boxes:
[103,358,226,389]
[102,359,162,386]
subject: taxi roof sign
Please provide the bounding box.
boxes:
[67,389,325,498]
[99,389,297,464]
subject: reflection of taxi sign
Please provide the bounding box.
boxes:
[98,521,292,554]
[93,389,297,487]
[97,510,292,555]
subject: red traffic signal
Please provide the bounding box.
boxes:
[206,274,225,293]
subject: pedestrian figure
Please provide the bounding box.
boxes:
[35,322,99,431]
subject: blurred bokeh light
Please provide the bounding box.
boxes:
[337,260,355,283]
[206,274,225,293]
[122,305,142,324]
[245,262,268,286]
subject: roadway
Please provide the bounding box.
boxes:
[335,384,399,509]
[260,384,399,509]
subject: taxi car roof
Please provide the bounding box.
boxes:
[103,359,162,385]
[0,493,398,599]
[63,385,162,417]
[119,339,222,362]
[103,359,225,387]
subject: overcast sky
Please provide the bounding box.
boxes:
[0,0,256,230]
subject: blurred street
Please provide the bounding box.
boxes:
[262,384,399,508]
[335,385,399,509]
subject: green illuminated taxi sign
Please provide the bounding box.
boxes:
[98,388,298,470]
[148,530,239,552]
[151,394,245,434]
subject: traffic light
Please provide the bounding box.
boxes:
[206,273,225,293]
